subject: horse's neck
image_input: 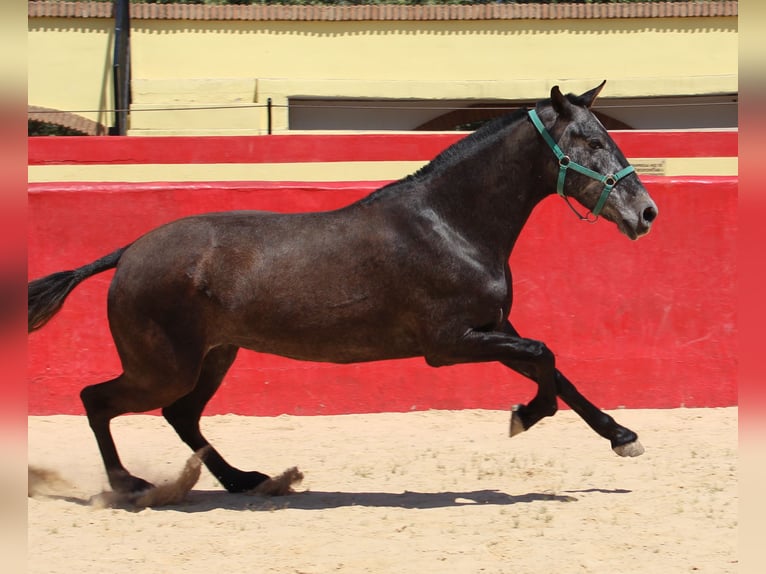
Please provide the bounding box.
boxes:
[420,124,549,254]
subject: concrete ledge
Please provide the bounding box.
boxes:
[27,176,737,414]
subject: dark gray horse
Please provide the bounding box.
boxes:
[28,82,658,495]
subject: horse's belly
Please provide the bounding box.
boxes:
[214,263,423,363]
[231,326,420,364]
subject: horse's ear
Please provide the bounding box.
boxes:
[550,85,573,118]
[578,80,607,109]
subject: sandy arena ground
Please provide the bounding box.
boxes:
[28,407,737,573]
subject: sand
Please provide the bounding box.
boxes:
[28,407,737,573]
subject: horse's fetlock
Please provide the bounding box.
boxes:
[545,402,559,417]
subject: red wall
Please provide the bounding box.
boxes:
[28,133,737,415]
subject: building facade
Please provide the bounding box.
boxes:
[28,1,738,136]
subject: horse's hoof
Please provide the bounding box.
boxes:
[222,470,272,493]
[612,439,645,457]
[509,405,526,437]
[251,467,304,496]
[108,471,155,495]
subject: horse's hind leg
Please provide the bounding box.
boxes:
[81,375,161,493]
[81,340,210,493]
[161,345,271,493]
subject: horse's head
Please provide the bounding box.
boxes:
[533,81,658,240]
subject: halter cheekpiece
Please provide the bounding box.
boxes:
[527,108,635,221]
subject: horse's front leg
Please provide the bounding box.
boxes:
[426,329,559,432]
[501,322,644,457]
[554,370,644,456]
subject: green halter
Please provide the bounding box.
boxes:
[528,108,635,220]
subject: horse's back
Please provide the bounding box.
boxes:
[107,207,425,363]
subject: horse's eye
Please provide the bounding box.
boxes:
[588,139,604,150]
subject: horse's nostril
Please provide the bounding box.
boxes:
[643,205,657,224]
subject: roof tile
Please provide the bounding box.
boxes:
[27,2,739,21]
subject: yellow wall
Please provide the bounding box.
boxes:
[28,157,737,185]
[28,17,116,131]
[28,13,738,135]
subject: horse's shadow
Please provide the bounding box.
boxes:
[37,487,631,512]
[167,487,630,513]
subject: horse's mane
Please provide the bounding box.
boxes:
[358,105,531,204]
[416,107,532,179]
[358,91,592,205]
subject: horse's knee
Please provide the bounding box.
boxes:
[80,382,117,421]
[80,384,99,411]
[530,342,555,368]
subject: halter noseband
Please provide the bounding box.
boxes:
[528,108,635,221]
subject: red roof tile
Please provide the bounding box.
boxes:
[27,1,739,21]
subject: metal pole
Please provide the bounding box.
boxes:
[111,0,131,135]
[267,98,273,135]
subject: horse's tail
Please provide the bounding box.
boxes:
[28,245,131,333]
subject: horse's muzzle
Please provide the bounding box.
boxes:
[624,199,658,240]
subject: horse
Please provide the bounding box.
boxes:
[28,82,658,495]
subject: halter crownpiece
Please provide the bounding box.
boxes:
[527,109,635,221]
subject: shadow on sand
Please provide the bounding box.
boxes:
[165,487,632,513]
